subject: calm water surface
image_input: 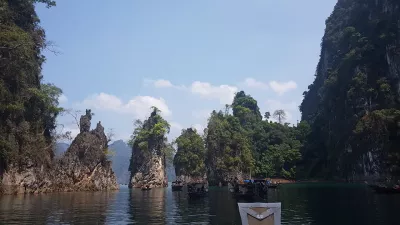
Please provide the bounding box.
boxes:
[0,183,399,225]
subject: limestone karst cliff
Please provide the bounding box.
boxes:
[1,109,119,194]
[299,0,400,180]
[128,108,169,188]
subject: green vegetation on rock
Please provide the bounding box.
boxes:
[0,0,62,172]
[173,128,206,178]
[299,0,400,181]
[128,107,171,187]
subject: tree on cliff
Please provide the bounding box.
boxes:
[173,128,206,178]
[253,121,304,179]
[128,107,170,175]
[0,0,63,172]
[204,91,309,182]
[205,110,254,184]
[299,0,400,180]
[231,91,263,129]
[273,110,286,124]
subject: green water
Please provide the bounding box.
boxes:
[0,183,399,224]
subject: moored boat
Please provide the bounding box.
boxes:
[371,185,400,194]
[231,179,256,199]
[253,178,269,197]
[172,180,184,191]
[187,182,208,198]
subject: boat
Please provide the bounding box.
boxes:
[187,182,208,198]
[237,202,282,225]
[231,179,256,199]
[172,180,184,191]
[265,179,280,189]
[371,185,400,194]
[253,178,269,197]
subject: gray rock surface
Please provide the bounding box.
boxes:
[129,154,167,188]
[0,110,119,195]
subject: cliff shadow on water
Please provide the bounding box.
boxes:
[0,109,119,195]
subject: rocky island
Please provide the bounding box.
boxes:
[129,108,169,188]
[0,1,118,194]
[1,110,119,194]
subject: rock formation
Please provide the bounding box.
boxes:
[176,175,207,184]
[0,109,119,195]
[128,108,169,188]
[129,154,167,188]
[300,0,400,179]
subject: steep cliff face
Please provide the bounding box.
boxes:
[300,0,400,180]
[128,108,169,188]
[1,110,119,194]
[129,154,166,188]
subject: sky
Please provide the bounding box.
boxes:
[36,0,337,143]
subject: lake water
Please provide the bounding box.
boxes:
[0,183,399,225]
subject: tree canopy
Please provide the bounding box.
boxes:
[128,107,170,174]
[173,128,205,177]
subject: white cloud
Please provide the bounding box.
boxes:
[243,78,268,89]
[154,79,174,88]
[190,81,238,104]
[144,79,238,104]
[144,79,185,90]
[58,94,68,104]
[80,93,171,119]
[269,80,297,95]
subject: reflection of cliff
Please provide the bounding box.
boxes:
[128,188,166,224]
[0,191,117,224]
[207,189,240,224]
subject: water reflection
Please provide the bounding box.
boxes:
[0,183,399,224]
[0,190,117,225]
[128,187,166,225]
[272,183,400,225]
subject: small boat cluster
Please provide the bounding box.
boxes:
[171,180,209,198]
[168,178,280,199]
[367,182,400,194]
[228,178,280,199]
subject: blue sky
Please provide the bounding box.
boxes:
[36,0,337,142]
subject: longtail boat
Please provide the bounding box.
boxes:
[231,179,256,199]
[371,185,400,194]
[172,180,184,191]
[187,182,208,198]
[237,202,281,225]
